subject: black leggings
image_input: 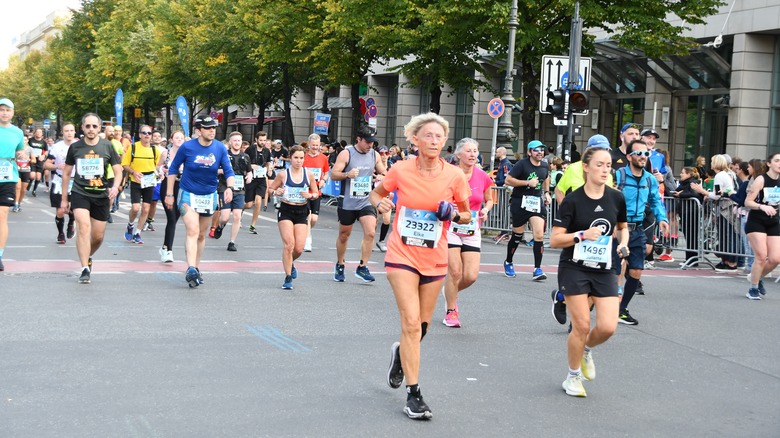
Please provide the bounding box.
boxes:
[161,178,181,250]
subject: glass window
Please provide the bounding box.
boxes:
[770,37,780,155]
[385,78,398,147]
[454,88,473,141]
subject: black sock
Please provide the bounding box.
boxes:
[379,223,390,241]
[533,240,544,268]
[406,384,420,398]
[67,212,74,227]
[506,232,524,264]
[33,180,39,191]
[55,217,64,234]
[622,276,639,311]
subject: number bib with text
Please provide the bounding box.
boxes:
[140,172,157,189]
[283,186,306,204]
[191,193,216,214]
[233,175,245,191]
[764,187,780,205]
[0,161,12,180]
[350,176,371,198]
[573,235,613,270]
[450,210,479,236]
[76,158,104,180]
[305,167,322,182]
[398,207,442,248]
[253,166,267,179]
[521,195,541,213]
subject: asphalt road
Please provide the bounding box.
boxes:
[1,192,779,437]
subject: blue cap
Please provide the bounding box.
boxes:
[0,98,14,109]
[586,134,611,150]
[527,140,546,150]
[621,122,643,133]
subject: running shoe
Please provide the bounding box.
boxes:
[746,287,762,300]
[11,204,19,213]
[32,189,37,197]
[143,221,155,232]
[262,205,267,211]
[291,264,298,280]
[532,268,547,281]
[133,233,144,244]
[66,223,75,240]
[304,236,312,252]
[248,225,258,235]
[195,267,204,285]
[551,289,567,325]
[618,309,638,325]
[376,241,387,253]
[208,227,215,238]
[213,224,224,240]
[107,214,113,224]
[644,260,655,270]
[355,265,375,282]
[159,247,174,263]
[185,266,200,288]
[78,267,91,284]
[562,374,587,397]
[387,341,404,389]
[581,350,596,381]
[334,263,345,282]
[282,275,293,290]
[714,262,738,273]
[227,241,237,252]
[503,261,516,278]
[124,224,133,241]
[0,259,4,271]
[658,253,674,262]
[57,232,66,244]
[404,392,432,420]
[758,280,766,296]
[443,309,461,327]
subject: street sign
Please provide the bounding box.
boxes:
[313,113,331,135]
[365,98,376,108]
[367,105,378,118]
[487,97,504,119]
[539,55,592,115]
[43,119,51,130]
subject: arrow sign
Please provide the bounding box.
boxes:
[487,97,504,119]
[539,55,592,115]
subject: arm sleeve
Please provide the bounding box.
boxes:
[648,176,668,222]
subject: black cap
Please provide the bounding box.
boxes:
[640,128,660,139]
[356,125,378,143]
[194,114,218,129]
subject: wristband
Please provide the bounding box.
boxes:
[375,201,382,210]
[166,194,174,198]
[453,213,461,223]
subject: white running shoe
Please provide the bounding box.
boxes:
[562,374,587,397]
[159,247,174,263]
[304,235,312,252]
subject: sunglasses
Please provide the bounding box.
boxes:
[140,131,152,135]
[84,124,100,129]
[530,147,545,153]
[629,150,651,157]
[380,151,389,155]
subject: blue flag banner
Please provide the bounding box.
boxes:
[176,96,190,136]
[114,89,123,127]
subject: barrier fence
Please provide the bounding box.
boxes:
[484,187,768,273]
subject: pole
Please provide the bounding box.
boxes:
[565,1,582,161]
[496,0,519,151]
[490,117,499,173]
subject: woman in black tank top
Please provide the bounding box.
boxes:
[744,153,780,299]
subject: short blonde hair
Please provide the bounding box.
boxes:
[404,113,449,143]
[711,154,728,172]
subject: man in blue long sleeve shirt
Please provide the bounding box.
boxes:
[494,147,512,187]
[614,139,669,325]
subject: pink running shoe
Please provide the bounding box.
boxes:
[443,309,461,328]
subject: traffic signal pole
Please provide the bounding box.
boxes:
[565,1,583,161]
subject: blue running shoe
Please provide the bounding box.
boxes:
[746,287,761,300]
[532,268,547,281]
[291,264,298,280]
[133,233,144,244]
[196,267,204,285]
[124,224,133,241]
[185,266,200,288]
[334,263,345,282]
[503,261,516,278]
[282,275,293,290]
[758,280,766,296]
[355,265,375,282]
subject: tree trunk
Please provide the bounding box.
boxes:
[221,105,229,139]
[429,85,442,114]
[351,82,363,142]
[165,105,171,139]
[520,58,538,157]
[255,98,267,136]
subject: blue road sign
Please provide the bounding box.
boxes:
[487,98,505,119]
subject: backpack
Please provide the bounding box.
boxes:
[130,142,158,165]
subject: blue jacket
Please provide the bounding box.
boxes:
[495,157,512,186]
[616,167,668,224]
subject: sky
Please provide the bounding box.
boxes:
[1,0,81,69]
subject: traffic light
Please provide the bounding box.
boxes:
[570,90,590,112]
[546,89,566,119]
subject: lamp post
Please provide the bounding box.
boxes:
[496,0,519,153]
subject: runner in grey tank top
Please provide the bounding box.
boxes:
[340,145,376,210]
